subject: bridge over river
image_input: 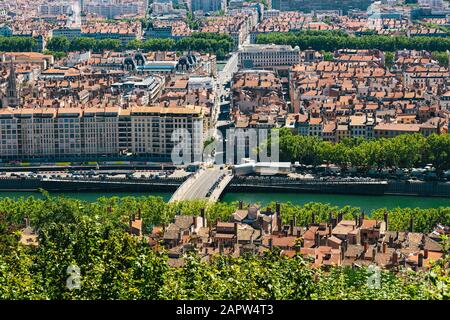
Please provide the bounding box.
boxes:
[169,168,233,203]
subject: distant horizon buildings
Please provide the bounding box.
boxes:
[271,0,373,14]
[191,0,226,13]
[81,0,146,19]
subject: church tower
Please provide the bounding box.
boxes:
[6,59,19,108]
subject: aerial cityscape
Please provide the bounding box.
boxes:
[0,0,449,306]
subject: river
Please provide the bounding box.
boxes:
[0,191,447,212]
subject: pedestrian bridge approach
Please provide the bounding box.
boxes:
[169,168,233,203]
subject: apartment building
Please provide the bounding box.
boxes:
[374,123,438,138]
[349,114,375,139]
[52,28,82,39]
[83,1,142,19]
[0,106,204,161]
[238,44,301,69]
[191,0,226,13]
[403,65,449,88]
[38,3,73,16]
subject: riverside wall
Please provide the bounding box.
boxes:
[0,177,448,197]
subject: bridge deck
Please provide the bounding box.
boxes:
[169,168,232,203]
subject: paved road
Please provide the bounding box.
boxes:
[184,169,223,200]
[170,169,225,201]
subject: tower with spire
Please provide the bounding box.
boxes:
[6,58,19,108]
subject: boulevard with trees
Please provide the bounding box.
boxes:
[46,36,121,53]
[126,33,233,60]
[0,37,37,52]
[276,129,450,174]
[0,194,449,299]
[45,33,232,60]
[256,30,450,52]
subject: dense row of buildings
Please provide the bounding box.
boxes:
[230,47,448,141]
[0,48,219,161]
[0,105,203,161]
[143,201,448,269]
[0,2,449,162]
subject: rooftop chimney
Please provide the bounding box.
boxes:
[290,219,294,236]
[277,211,282,234]
[372,247,377,262]
[418,252,424,268]
[328,224,332,236]
[363,241,369,252]
[275,202,281,215]
[392,251,398,264]
[200,208,206,228]
[409,217,414,233]
[312,212,316,224]
[137,208,141,220]
[383,212,389,231]
[238,200,243,210]
[234,222,238,237]
[268,238,273,250]
[382,242,387,253]
[193,216,198,230]
[314,232,320,247]
[424,249,429,259]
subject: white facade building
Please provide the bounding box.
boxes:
[238,44,301,68]
[0,106,204,161]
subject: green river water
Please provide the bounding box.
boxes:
[0,191,448,213]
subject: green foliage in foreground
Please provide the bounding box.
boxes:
[0,195,449,300]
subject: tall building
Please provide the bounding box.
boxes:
[83,1,142,19]
[38,2,73,16]
[6,61,19,108]
[191,0,226,13]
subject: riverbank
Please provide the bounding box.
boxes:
[0,190,448,213]
[1,176,449,197]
